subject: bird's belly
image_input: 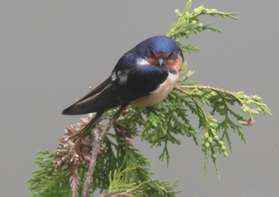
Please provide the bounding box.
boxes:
[131,72,179,107]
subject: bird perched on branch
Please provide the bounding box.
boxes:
[63,35,184,124]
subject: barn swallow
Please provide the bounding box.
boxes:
[63,35,184,123]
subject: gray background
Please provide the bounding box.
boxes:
[0,0,278,196]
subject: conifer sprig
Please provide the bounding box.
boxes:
[167,0,237,53]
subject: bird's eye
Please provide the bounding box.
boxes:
[149,50,156,58]
[167,51,176,60]
[145,50,158,65]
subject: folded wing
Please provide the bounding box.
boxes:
[62,54,169,115]
[62,77,122,115]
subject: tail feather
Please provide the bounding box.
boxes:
[62,77,122,115]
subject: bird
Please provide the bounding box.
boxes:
[62,35,184,125]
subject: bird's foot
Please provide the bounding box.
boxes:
[145,106,159,115]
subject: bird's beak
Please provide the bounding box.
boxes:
[158,58,164,66]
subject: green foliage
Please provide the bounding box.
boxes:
[93,133,176,196]
[29,1,271,196]
[29,144,176,196]
[167,0,237,53]
[106,146,176,197]
[176,84,271,167]
[28,151,71,197]
[92,138,153,193]
[108,167,176,197]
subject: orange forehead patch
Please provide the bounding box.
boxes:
[146,57,157,65]
[165,54,183,72]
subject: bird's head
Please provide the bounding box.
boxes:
[137,35,184,73]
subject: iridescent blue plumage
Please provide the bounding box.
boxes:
[63,35,184,116]
[134,35,180,60]
[142,35,177,54]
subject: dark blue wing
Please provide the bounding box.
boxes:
[112,52,169,99]
[62,51,168,115]
[62,77,123,115]
[126,65,168,96]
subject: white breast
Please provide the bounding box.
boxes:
[131,72,179,107]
